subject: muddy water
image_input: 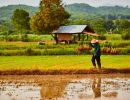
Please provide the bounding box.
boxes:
[0,74,130,100]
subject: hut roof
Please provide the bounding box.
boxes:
[53,25,91,34]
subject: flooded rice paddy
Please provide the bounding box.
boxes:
[0,74,130,100]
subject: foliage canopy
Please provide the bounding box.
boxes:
[30,0,70,33]
[12,9,30,31]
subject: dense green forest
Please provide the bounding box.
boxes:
[0,3,130,21]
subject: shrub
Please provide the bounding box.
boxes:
[121,29,130,40]
[24,48,35,56]
[21,34,28,42]
[10,35,21,41]
[104,34,122,40]
[0,50,24,56]
[117,48,128,55]
[0,35,5,41]
[112,29,121,34]
[102,47,119,55]
[98,35,106,40]
[28,34,53,42]
[0,34,54,42]
[0,31,8,35]
[76,45,92,54]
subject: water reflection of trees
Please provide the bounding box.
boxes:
[39,76,124,100]
[40,80,69,100]
[1,75,130,100]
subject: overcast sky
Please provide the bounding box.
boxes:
[0,0,130,7]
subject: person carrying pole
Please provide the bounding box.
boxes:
[90,39,101,69]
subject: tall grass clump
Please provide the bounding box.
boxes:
[121,29,130,40]
[24,48,41,56]
[104,34,122,40]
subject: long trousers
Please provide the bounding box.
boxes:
[91,55,101,69]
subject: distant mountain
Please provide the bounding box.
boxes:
[0,3,130,21]
[65,3,130,20]
[66,3,130,15]
[65,3,96,13]
[0,5,38,21]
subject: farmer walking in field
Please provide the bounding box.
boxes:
[90,39,101,69]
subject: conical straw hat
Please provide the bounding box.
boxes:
[91,39,99,43]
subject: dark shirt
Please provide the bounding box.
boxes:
[90,43,101,56]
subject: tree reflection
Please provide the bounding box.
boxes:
[40,76,119,100]
[40,80,68,100]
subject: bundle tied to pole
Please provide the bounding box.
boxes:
[84,32,101,37]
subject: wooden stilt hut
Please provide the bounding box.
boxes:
[52,25,98,44]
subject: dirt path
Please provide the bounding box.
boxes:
[0,68,130,75]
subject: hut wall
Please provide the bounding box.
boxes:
[57,34,72,41]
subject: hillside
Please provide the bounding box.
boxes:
[0,3,130,21]
[66,3,130,20]
[66,3,130,15]
[0,5,38,21]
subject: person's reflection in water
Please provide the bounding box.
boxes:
[92,77,101,98]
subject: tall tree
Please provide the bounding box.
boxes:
[90,19,106,33]
[104,20,115,33]
[12,9,30,31]
[30,0,70,34]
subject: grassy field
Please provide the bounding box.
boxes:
[0,55,130,70]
